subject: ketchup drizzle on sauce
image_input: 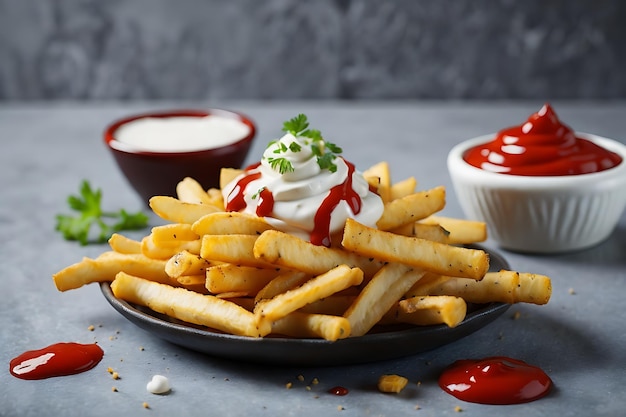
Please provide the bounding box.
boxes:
[463,103,622,176]
[10,342,104,380]
[225,159,363,247]
[311,161,361,246]
[439,357,552,405]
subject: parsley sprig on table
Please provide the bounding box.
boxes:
[266,114,343,174]
[55,180,149,245]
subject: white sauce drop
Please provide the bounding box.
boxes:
[146,374,171,394]
[112,115,251,153]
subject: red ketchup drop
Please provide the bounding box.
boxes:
[9,342,104,380]
[439,357,552,405]
[328,386,349,396]
[463,103,622,176]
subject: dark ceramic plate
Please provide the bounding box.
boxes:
[100,245,511,366]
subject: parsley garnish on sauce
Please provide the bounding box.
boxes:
[266,114,343,174]
[55,180,149,245]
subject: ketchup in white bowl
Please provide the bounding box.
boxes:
[462,103,622,176]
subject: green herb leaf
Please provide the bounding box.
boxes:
[282,114,309,136]
[55,180,149,245]
[267,157,295,174]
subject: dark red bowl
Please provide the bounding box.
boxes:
[104,108,256,203]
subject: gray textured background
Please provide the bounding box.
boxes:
[1,0,625,100]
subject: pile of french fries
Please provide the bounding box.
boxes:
[53,162,552,341]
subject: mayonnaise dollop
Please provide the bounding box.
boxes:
[222,130,384,246]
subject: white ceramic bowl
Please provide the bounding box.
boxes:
[447,133,626,253]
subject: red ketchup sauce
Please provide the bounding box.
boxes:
[328,386,349,396]
[463,103,622,176]
[226,158,362,247]
[9,342,104,380]
[439,357,552,405]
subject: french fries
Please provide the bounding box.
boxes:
[53,161,552,341]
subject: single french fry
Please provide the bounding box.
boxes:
[108,233,142,254]
[192,212,274,236]
[205,264,282,295]
[111,272,270,337]
[201,234,276,268]
[396,295,467,327]
[376,186,446,231]
[390,222,451,243]
[342,219,489,280]
[420,216,487,244]
[413,270,552,305]
[150,223,199,243]
[149,196,222,224]
[141,234,201,260]
[220,168,243,190]
[52,252,169,291]
[343,264,425,337]
[176,177,213,205]
[253,230,385,278]
[254,271,310,303]
[165,250,214,278]
[378,375,409,393]
[363,161,392,203]
[255,265,363,323]
[390,177,417,201]
[271,311,351,341]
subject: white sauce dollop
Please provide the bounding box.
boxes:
[222,132,383,242]
[111,115,250,153]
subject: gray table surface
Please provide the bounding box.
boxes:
[1,101,625,417]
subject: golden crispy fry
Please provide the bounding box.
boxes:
[363,161,392,203]
[408,270,552,305]
[255,265,363,323]
[342,219,489,280]
[378,375,409,393]
[141,235,201,260]
[376,186,446,231]
[219,168,243,190]
[343,264,425,337]
[205,264,282,295]
[201,234,277,268]
[150,223,199,243]
[176,177,213,205]
[271,311,351,341]
[396,295,467,327]
[420,215,487,244]
[390,222,451,243]
[165,250,215,278]
[149,196,222,224]
[390,177,417,200]
[192,212,274,236]
[111,272,270,337]
[254,271,310,303]
[108,233,142,254]
[53,252,170,291]
[253,230,384,278]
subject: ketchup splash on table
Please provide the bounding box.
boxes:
[439,357,552,405]
[10,342,104,380]
[463,103,622,176]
